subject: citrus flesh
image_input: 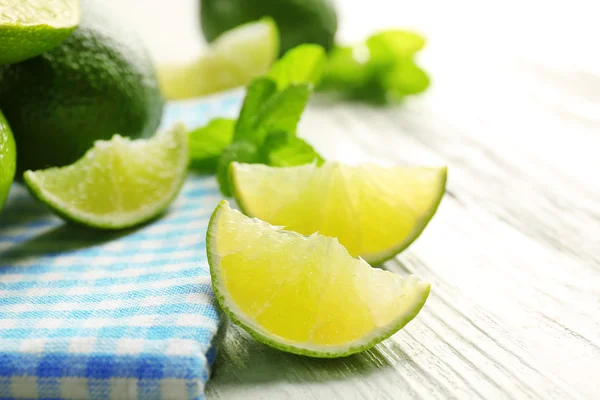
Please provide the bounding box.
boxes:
[207,201,431,357]
[0,110,16,210]
[23,124,188,230]
[0,0,79,64]
[230,162,447,264]
[158,18,279,99]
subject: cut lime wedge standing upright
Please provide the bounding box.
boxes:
[0,0,80,64]
[207,201,431,358]
[230,162,447,264]
[23,124,189,229]
[158,18,279,99]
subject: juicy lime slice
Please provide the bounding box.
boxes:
[207,200,430,357]
[0,110,16,210]
[230,162,447,264]
[23,124,188,229]
[0,0,80,64]
[158,18,279,99]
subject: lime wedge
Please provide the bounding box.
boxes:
[23,124,189,229]
[0,110,16,210]
[207,201,430,357]
[158,18,279,99]
[0,0,80,64]
[230,162,447,264]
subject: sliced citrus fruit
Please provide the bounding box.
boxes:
[23,124,188,229]
[0,110,16,210]
[230,162,447,264]
[207,200,430,357]
[0,0,80,64]
[158,18,279,99]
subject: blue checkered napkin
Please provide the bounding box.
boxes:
[0,93,242,400]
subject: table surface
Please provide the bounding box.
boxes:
[111,0,600,398]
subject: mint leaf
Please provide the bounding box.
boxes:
[261,131,324,167]
[268,44,328,90]
[319,45,369,91]
[188,118,235,173]
[366,30,426,61]
[254,84,311,138]
[234,83,311,146]
[217,141,260,196]
[383,61,430,98]
[235,44,326,144]
[320,30,429,104]
[235,78,278,141]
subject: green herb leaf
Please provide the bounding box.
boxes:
[254,84,311,138]
[320,29,429,104]
[234,83,311,146]
[235,77,278,141]
[319,45,369,90]
[268,44,328,90]
[260,131,324,167]
[188,118,235,173]
[217,141,260,196]
[383,61,430,98]
[366,30,426,61]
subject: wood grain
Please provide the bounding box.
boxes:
[205,60,600,400]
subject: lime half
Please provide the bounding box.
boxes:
[0,110,16,210]
[231,162,447,264]
[207,201,430,357]
[0,0,80,64]
[24,124,189,229]
[159,18,279,99]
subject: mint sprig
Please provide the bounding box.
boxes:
[320,30,430,104]
[211,44,327,195]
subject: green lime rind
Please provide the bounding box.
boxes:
[229,164,447,265]
[364,166,447,265]
[0,0,80,64]
[23,124,189,230]
[0,110,16,209]
[206,200,431,358]
[0,25,77,65]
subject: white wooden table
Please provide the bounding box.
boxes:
[114,0,600,398]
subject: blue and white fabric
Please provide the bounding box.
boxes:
[0,91,242,400]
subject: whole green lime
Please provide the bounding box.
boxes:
[200,0,338,56]
[0,110,16,210]
[0,0,164,175]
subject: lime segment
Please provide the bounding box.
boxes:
[158,18,279,99]
[0,0,80,64]
[207,201,430,357]
[23,124,188,229]
[230,162,447,264]
[0,110,16,210]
